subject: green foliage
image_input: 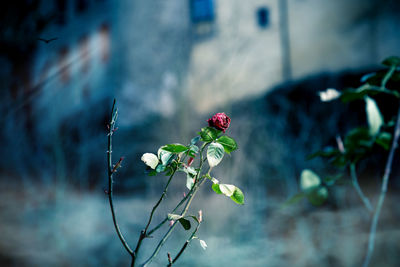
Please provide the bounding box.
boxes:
[289,56,400,207]
[230,187,245,205]
[375,132,392,150]
[285,170,329,207]
[382,56,400,67]
[161,144,189,153]
[210,178,244,205]
[216,136,238,154]
[199,127,221,142]
[167,214,192,230]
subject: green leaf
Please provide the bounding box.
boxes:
[306,186,328,206]
[207,142,225,168]
[307,147,340,160]
[156,164,166,173]
[360,72,377,83]
[157,148,173,166]
[382,56,400,67]
[161,144,189,153]
[300,169,321,192]
[323,174,344,186]
[230,187,244,205]
[375,132,392,150]
[365,97,383,136]
[219,184,235,197]
[146,169,157,176]
[191,136,201,145]
[331,154,348,167]
[178,218,191,230]
[199,127,221,142]
[282,192,307,207]
[212,183,222,194]
[187,145,199,157]
[340,84,399,103]
[217,136,238,153]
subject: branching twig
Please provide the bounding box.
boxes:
[107,99,134,257]
[362,104,400,267]
[349,163,373,213]
[141,177,207,267]
[131,166,179,266]
[169,220,201,266]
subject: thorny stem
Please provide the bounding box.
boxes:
[107,99,134,257]
[349,163,373,213]
[362,104,400,267]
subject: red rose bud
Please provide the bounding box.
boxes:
[187,157,194,166]
[207,112,231,133]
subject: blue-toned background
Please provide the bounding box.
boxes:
[1,0,400,266]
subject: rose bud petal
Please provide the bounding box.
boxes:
[207,112,231,133]
[187,157,194,166]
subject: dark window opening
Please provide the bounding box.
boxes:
[190,0,215,23]
[257,7,270,28]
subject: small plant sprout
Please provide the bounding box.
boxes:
[106,105,244,266]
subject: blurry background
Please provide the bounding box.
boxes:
[1,0,400,266]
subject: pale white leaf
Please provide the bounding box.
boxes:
[186,175,195,190]
[319,88,341,102]
[207,142,225,168]
[365,97,383,136]
[219,184,236,197]
[141,153,159,169]
[300,169,321,191]
[211,177,219,184]
[167,213,182,221]
[157,148,173,165]
[199,239,207,250]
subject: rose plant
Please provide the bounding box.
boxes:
[285,56,400,267]
[106,105,244,266]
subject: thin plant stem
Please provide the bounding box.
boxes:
[381,65,396,89]
[142,177,207,267]
[147,142,209,236]
[170,221,201,265]
[106,99,134,256]
[132,164,178,266]
[349,163,373,213]
[147,185,193,236]
[362,104,400,267]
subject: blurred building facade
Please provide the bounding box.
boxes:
[1,0,400,188]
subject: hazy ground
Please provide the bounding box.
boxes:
[1,180,399,267]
